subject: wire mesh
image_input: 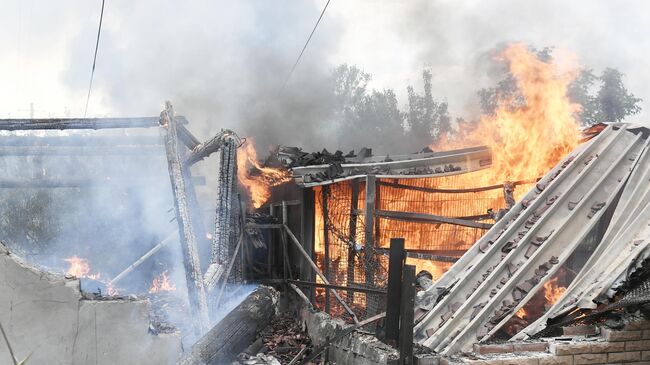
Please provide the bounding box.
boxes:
[312,174,535,322]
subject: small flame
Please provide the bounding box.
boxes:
[149,271,176,294]
[64,256,100,280]
[543,277,566,306]
[237,139,292,208]
[515,307,528,320]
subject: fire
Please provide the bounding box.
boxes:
[64,256,100,280]
[543,277,566,306]
[434,43,580,185]
[311,44,583,316]
[237,139,292,208]
[515,307,528,320]
[149,271,176,294]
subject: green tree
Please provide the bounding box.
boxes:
[331,64,406,153]
[405,70,451,147]
[595,68,642,123]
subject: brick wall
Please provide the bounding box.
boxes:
[439,320,650,365]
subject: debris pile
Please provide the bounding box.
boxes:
[238,312,317,365]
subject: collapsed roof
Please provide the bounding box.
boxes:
[413,123,650,353]
[279,145,492,187]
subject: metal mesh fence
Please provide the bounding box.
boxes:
[312,174,535,322]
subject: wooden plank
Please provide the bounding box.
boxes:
[287,279,387,295]
[364,175,377,315]
[385,238,406,344]
[283,224,359,324]
[178,286,279,365]
[377,178,538,194]
[376,210,493,229]
[300,188,316,301]
[0,117,173,130]
[160,102,209,337]
[399,264,416,365]
[322,186,331,314]
[347,179,360,299]
[185,130,237,165]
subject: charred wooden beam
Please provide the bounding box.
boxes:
[377,178,538,194]
[210,135,242,285]
[347,179,360,299]
[185,130,238,166]
[284,224,359,323]
[287,279,387,295]
[376,210,493,229]
[0,116,186,130]
[0,135,162,146]
[385,238,406,344]
[0,145,164,156]
[0,176,206,188]
[322,186,331,314]
[161,102,209,336]
[176,124,200,150]
[177,286,279,365]
[398,264,416,365]
[364,175,377,315]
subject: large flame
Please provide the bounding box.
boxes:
[435,43,580,185]
[237,139,292,208]
[64,255,100,280]
[311,45,584,316]
[149,271,177,294]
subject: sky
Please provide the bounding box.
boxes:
[0,0,649,149]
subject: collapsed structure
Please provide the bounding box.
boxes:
[3,99,650,364]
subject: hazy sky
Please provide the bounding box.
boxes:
[0,1,648,146]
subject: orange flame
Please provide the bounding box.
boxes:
[237,139,292,208]
[543,277,566,305]
[149,271,176,294]
[515,307,528,320]
[434,44,580,185]
[64,256,100,280]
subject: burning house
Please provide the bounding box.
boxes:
[2,44,650,365]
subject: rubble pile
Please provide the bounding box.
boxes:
[238,312,318,365]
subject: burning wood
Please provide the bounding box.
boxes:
[238,139,292,208]
[149,271,177,294]
[177,285,279,365]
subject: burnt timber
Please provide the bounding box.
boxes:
[288,145,492,187]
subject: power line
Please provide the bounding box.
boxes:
[84,0,106,117]
[280,0,331,91]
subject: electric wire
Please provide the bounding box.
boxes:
[83,0,106,117]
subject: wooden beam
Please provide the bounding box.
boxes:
[176,124,200,150]
[300,188,316,301]
[347,179,360,299]
[322,186,331,314]
[287,279,387,295]
[283,224,359,324]
[364,175,377,314]
[0,116,187,130]
[376,210,493,229]
[385,238,406,344]
[185,130,237,166]
[398,264,416,365]
[161,102,209,337]
[377,178,539,194]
